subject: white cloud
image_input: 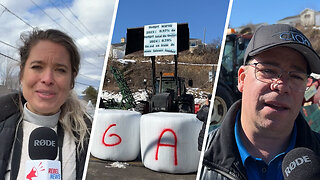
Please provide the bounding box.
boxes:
[0,0,117,93]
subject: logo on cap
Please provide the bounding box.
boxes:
[273,31,311,47]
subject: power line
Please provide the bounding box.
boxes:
[75,81,98,88]
[0,46,100,86]
[82,56,104,69]
[0,2,103,87]
[0,38,103,71]
[78,73,99,81]
[60,0,106,49]
[0,3,34,29]
[0,52,19,62]
[0,7,6,17]
[3,0,104,70]
[48,0,105,54]
[0,40,18,49]
[0,52,99,88]
[0,37,103,69]
[28,0,105,69]
[0,51,102,82]
[29,0,104,69]
[29,0,68,33]
[0,53,101,82]
[29,0,105,59]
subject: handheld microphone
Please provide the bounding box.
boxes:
[25,127,61,180]
[29,127,58,160]
[282,147,320,180]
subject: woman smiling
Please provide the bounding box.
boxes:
[0,29,91,180]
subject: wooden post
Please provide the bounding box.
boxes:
[151,56,156,95]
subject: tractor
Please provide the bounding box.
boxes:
[211,29,252,124]
[125,23,195,114]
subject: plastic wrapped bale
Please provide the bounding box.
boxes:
[140,112,202,173]
[91,109,141,161]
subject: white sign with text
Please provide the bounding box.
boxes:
[144,23,177,56]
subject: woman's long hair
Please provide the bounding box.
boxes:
[19,29,90,154]
[60,90,90,153]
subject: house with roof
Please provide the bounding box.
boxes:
[277,8,320,26]
[189,38,204,53]
[109,37,126,59]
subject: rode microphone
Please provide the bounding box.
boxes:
[282,147,320,180]
[26,127,61,180]
[29,127,58,160]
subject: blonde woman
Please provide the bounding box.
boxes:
[0,29,91,179]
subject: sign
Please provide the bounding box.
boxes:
[305,85,317,101]
[25,160,61,180]
[209,71,213,82]
[144,23,177,56]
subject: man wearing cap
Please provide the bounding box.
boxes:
[200,24,320,180]
[197,94,212,151]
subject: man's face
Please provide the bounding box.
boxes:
[238,47,307,134]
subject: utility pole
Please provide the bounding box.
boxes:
[203,27,206,45]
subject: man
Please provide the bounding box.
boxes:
[197,94,212,151]
[200,24,320,180]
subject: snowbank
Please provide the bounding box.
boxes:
[101,89,209,105]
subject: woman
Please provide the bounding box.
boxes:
[0,29,91,179]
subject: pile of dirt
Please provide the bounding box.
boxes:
[103,48,220,93]
[296,24,320,55]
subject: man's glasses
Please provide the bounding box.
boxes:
[246,62,310,92]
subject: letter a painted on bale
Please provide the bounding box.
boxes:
[155,128,178,166]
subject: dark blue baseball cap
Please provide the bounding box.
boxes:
[244,24,320,74]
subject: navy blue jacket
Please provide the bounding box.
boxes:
[200,100,320,180]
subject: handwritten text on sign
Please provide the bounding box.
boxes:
[144,23,177,56]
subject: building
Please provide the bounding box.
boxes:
[109,37,126,59]
[277,8,320,27]
[233,9,320,35]
[189,38,205,53]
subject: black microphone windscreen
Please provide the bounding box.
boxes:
[28,127,58,160]
[282,147,320,180]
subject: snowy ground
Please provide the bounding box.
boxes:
[112,58,217,67]
[105,162,129,169]
[103,57,213,106]
[101,88,211,105]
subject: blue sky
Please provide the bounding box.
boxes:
[111,0,230,44]
[230,0,320,28]
[112,0,320,44]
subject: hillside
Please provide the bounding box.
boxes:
[103,46,220,95]
[296,24,320,55]
[103,24,320,98]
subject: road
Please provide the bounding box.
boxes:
[86,156,197,180]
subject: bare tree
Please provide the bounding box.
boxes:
[0,57,19,90]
